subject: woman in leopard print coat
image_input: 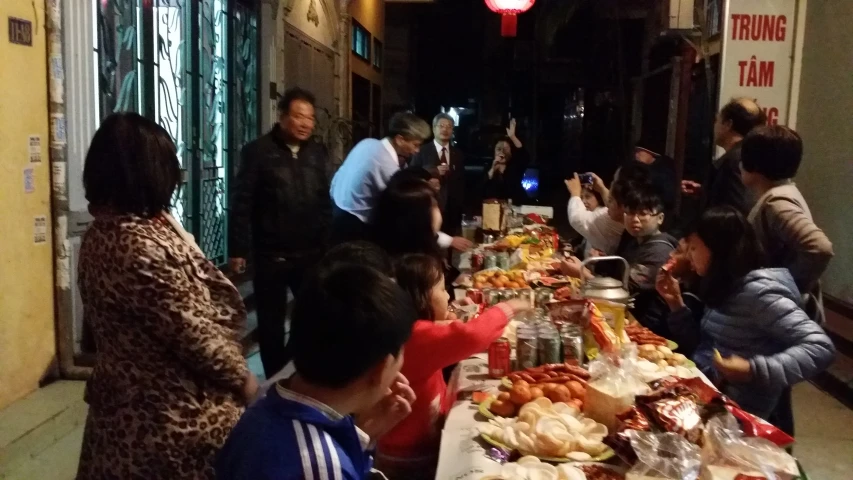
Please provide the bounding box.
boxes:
[75,113,257,479]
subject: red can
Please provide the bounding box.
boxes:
[471,252,484,271]
[466,288,484,305]
[488,337,511,379]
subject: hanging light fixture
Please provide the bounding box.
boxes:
[485,0,536,38]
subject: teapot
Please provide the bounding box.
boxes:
[579,256,632,304]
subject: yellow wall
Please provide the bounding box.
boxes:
[350,0,384,85]
[0,1,57,409]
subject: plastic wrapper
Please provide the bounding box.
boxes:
[625,431,701,480]
[592,299,627,336]
[583,302,624,358]
[604,406,652,463]
[583,346,651,431]
[546,299,587,327]
[723,404,795,449]
[647,377,794,448]
[700,414,799,480]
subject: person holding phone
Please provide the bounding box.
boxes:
[564,172,624,258]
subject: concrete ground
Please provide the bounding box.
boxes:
[1,371,851,479]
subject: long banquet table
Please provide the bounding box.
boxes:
[434,353,509,479]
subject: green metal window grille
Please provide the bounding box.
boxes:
[94,0,259,266]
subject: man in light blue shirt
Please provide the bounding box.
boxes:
[330,112,431,245]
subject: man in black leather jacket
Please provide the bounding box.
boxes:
[229,87,332,377]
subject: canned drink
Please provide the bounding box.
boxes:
[483,233,496,244]
[516,329,539,370]
[484,289,502,306]
[488,338,512,378]
[538,330,562,365]
[496,252,510,270]
[517,287,534,306]
[472,252,484,271]
[484,252,498,270]
[534,288,554,308]
[466,288,484,305]
[560,323,585,366]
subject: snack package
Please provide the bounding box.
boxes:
[648,377,794,448]
[592,299,627,339]
[700,414,799,480]
[604,406,653,463]
[626,431,701,480]
[724,404,795,449]
[546,299,587,327]
[585,301,623,357]
[583,346,651,431]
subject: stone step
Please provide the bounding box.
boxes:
[0,382,86,477]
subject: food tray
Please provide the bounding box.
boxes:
[479,434,616,463]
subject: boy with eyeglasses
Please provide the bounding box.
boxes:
[615,182,679,336]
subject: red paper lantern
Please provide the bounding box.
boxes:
[485,0,536,37]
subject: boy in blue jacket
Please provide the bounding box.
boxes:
[217,264,418,480]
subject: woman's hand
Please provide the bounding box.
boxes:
[506,118,517,139]
[564,173,582,198]
[506,118,523,148]
[489,154,507,178]
[713,351,753,383]
[655,269,685,311]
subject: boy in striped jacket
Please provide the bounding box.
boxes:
[216,264,418,480]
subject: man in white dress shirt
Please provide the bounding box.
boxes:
[330,112,431,245]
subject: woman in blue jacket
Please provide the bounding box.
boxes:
[656,206,834,433]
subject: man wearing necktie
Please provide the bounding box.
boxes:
[411,113,467,236]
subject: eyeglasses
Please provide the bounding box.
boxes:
[624,210,661,221]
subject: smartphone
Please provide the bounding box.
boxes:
[579,173,593,185]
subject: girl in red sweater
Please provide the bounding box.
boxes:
[376,254,531,479]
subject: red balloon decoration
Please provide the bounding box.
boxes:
[485,0,536,37]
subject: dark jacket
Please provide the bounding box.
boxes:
[618,231,679,337]
[229,128,332,259]
[411,141,466,235]
[483,146,530,204]
[704,142,755,215]
[667,268,834,419]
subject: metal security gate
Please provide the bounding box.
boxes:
[95,0,259,266]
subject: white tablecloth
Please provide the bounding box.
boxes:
[435,354,506,480]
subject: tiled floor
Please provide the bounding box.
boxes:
[1,380,851,479]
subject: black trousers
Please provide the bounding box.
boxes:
[253,255,317,378]
[330,204,370,247]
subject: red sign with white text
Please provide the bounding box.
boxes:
[718,0,798,126]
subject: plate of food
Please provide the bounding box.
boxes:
[477,397,615,464]
[472,269,531,290]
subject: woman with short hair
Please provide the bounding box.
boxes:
[76,113,256,479]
